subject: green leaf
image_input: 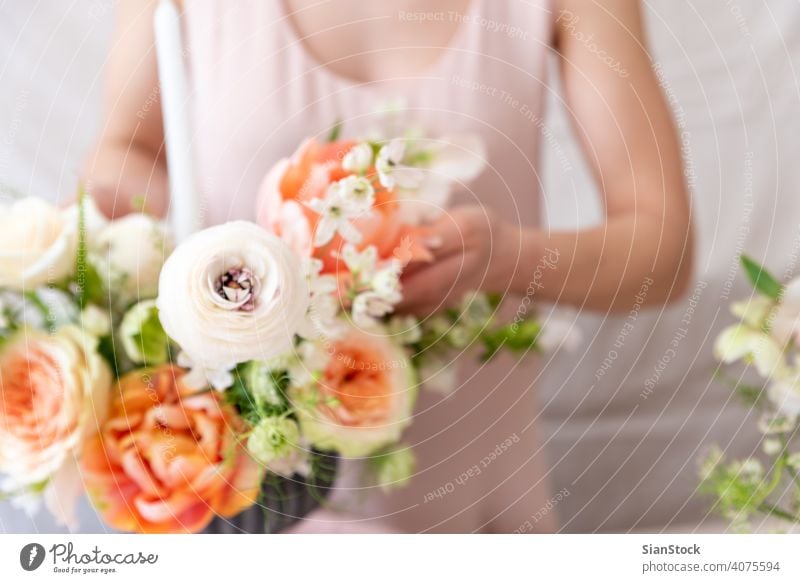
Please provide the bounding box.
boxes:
[130,307,169,365]
[741,255,782,300]
[225,364,291,423]
[97,333,122,378]
[326,119,343,143]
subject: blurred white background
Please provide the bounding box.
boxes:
[2,0,800,532]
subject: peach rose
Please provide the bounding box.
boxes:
[81,365,263,533]
[0,326,111,524]
[256,138,433,275]
[291,328,417,457]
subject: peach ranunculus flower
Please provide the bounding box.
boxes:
[81,365,264,533]
[0,326,111,525]
[255,138,434,275]
[290,327,417,457]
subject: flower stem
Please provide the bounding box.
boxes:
[758,503,800,523]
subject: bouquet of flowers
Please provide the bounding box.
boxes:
[704,255,800,529]
[0,131,575,533]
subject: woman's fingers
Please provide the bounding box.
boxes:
[398,253,469,314]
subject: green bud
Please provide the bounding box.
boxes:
[120,300,169,365]
[371,445,416,492]
[247,417,301,465]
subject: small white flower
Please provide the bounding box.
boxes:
[371,260,403,300]
[306,187,363,247]
[731,296,774,329]
[418,352,458,395]
[377,134,487,224]
[770,277,800,347]
[80,305,111,337]
[762,437,782,456]
[341,244,378,278]
[297,258,345,341]
[447,323,473,349]
[176,352,235,392]
[288,340,331,388]
[342,143,374,174]
[756,412,796,434]
[387,315,422,345]
[301,293,346,341]
[458,291,494,327]
[714,324,785,378]
[767,376,800,419]
[376,139,425,191]
[352,291,396,328]
[332,175,375,213]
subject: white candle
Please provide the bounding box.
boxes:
[154,0,201,242]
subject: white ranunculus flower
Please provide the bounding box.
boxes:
[156,221,309,370]
[0,197,78,290]
[92,213,171,303]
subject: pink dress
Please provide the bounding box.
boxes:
[184,0,556,533]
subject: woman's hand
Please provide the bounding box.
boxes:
[398,205,522,316]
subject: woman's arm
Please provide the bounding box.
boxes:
[82,0,169,218]
[400,0,692,314]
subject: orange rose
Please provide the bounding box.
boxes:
[291,328,417,457]
[81,365,263,533]
[256,138,433,275]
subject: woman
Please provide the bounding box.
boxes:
[84,0,692,532]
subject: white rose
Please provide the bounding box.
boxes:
[92,213,171,303]
[156,221,309,370]
[0,197,78,290]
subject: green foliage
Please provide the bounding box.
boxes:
[75,188,106,307]
[479,319,542,361]
[129,305,169,365]
[96,333,122,378]
[326,119,343,143]
[741,255,783,300]
[225,363,291,425]
[699,448,765,523]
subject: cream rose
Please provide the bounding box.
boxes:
[92,213,171,303]
[0,325,111,523]
[0,197,78,290]
[156,221,309,370]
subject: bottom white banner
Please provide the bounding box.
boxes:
[0,534,798,582]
